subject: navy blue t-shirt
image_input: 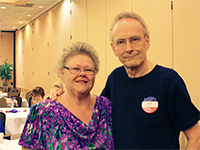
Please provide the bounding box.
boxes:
[101,65,200,149]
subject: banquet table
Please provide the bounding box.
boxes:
[0,93,7,99]
[0,139,21,150]
[0,96,29,107]
[0,108,30,137]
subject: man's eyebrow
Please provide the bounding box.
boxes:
[116,36,140,41]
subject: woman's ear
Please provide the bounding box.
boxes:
[60,68,65,81]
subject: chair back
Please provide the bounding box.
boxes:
[25,91,32,107]
[0,112,6,134]
[15,96,22,107]
[29,96,32,107]
[11,96,22,107]
[8,88,21,98]
[8,91,18,98]
[0,86,7,93]
[0,98,8,107]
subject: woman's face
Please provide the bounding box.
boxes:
[32,95,43,105]
[60,54,95,96]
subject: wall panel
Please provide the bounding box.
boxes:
[173,1,200,148]
[0,32,14,86]
[71,0,87,42]
[16,1,71,92]
[173,0,200,110]
[87,0,106,94]
[106,0,132,75]
[132,0,173,68]
[45,1,71,91]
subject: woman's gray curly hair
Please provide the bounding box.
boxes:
[56,42,100,77]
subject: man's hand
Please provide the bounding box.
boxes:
[44,87,64,101]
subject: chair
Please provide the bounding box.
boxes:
[8,88,21,97]
[10,96,22,107]
[15,96,22,107]
[28,96,32,108]
[0,86,7,93]
[0,112,11,140]
[0,112,6,134]
[8,91,18,98]
[8,88,21,98]
[26,91,32,108]
[0,98,8,107]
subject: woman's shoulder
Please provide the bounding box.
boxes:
[96,95,111,107]
[34,99,58,112]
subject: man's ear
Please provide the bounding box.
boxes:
[110,42,118,57]
[145,35,150,51]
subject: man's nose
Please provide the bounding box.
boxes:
[125,40,134,53]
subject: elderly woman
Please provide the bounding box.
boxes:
[18,42,114,150]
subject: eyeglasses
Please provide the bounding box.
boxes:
[63,66,95,75]
[113,36,143,50]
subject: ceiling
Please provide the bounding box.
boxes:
[0,0,63,31]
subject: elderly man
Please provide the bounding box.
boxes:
[101,12,200,149]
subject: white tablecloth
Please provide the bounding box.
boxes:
[0,108,30,135]
[0,93,7,98]
[21,99,28,107]
[0,139,21,150]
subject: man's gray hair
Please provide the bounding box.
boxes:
[109,12,150,41]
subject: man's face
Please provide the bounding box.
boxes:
[111,18,150,69]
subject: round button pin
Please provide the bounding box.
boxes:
[141,96,158,113]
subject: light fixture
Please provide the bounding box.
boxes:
[27,14,31,17]
[1,6,6,9]
[38,5,43,9]
[19,21,23,23]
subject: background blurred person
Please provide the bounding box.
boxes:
[43,81,64,100]
[30,86,45,111]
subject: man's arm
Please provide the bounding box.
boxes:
[184,122,200,150]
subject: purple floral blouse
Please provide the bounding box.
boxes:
[18,96,113,149]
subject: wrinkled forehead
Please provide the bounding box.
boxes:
[66,53,93,63]
[112,18,145,41]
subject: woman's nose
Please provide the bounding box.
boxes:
[78,69,86,76]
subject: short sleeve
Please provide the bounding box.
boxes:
[18,104,44,149]
[167,77,200,131]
